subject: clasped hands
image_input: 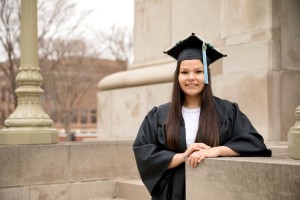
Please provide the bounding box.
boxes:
[184,143,220,168]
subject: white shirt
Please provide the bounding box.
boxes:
[182,106,200,147]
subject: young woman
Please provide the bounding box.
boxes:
[133,33,271,200]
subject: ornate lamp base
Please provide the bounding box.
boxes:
[0,127,58,145]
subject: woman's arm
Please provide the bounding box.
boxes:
[168,153,186,169]
[187,146,239,168]
[217,146,239,157]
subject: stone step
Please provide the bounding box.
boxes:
[116,179,151,200]
[266,141,288,154]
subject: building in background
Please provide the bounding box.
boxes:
[0,58,123,141]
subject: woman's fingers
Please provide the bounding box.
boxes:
[187,151,206,167]
[185,144,211,167]
[197,155,205,163]
[185,145,201,157]
[187,152,195,165]
[196,143,211,149]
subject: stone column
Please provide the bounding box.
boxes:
[0,0,58,144]
[288,106,300,159]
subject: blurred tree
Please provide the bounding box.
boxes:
[95,25,133,70]
[0,0,20,110]
[40,39,100,139]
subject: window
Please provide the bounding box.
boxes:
[90,109,97,123]
[71,110,78,123]
[80,109,87,124]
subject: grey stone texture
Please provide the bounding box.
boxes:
[0,142,138,188]
[116,179,151,200]
[0,142,140,200]
[186,153,300,200]
[0,187,29,200]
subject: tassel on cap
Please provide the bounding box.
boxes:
[202,42,209,84]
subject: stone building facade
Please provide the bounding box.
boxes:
[97,0,300,142]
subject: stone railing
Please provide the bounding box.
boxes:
[0,141,139,200]
[185,153,300,200]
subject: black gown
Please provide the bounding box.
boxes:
[132,97,272,200]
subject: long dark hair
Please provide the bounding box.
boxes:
[165,62,219,150]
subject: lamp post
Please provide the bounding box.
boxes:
[0,0,58,144]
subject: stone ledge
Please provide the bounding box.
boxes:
[0,179,116,200]
[0,141,139,188]
[97,62,175,91]
[186,153,300,200]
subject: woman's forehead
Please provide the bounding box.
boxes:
[180,60,204,68]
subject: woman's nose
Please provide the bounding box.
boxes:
[188,72,195,80]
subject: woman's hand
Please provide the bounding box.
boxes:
[183,143,211,158]
[186,146,239,168]
[168,143,211,169]
[187,147,220,168]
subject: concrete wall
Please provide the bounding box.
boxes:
[98,82,173,140]
[279,0,300,139]
[0,141,138,200]
[133,0,172,66]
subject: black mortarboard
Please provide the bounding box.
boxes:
[164,33,227,84]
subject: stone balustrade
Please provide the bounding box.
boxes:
[0,141,139,200]
[1,141,299,200]
[186,153,300,200]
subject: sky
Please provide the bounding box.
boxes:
[74,0,134,33]
[70,0,134,59]
[0,0,134,62]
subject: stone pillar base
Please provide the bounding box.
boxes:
[288,131,300,159]
[0,128,58,145]
[288,106,300,160]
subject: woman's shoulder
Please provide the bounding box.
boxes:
[213,96,238,120]
[146,102,170,123]
[213,96,233,109]
[157,102,171,111]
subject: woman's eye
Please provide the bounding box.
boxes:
[180,71,188,74]
[196,70,203,74]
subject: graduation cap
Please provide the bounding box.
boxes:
[164,33,227,84]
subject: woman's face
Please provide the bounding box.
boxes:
[178,59,205,98]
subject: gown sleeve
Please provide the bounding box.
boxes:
[222,103,272,157]
[132,107,176,195]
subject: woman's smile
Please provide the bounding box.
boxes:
[185,83,199,87]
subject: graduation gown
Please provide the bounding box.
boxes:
[132,97,272,200]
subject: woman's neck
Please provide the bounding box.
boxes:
[183,96,201,109]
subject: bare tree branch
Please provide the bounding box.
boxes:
[94,25,134,70]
